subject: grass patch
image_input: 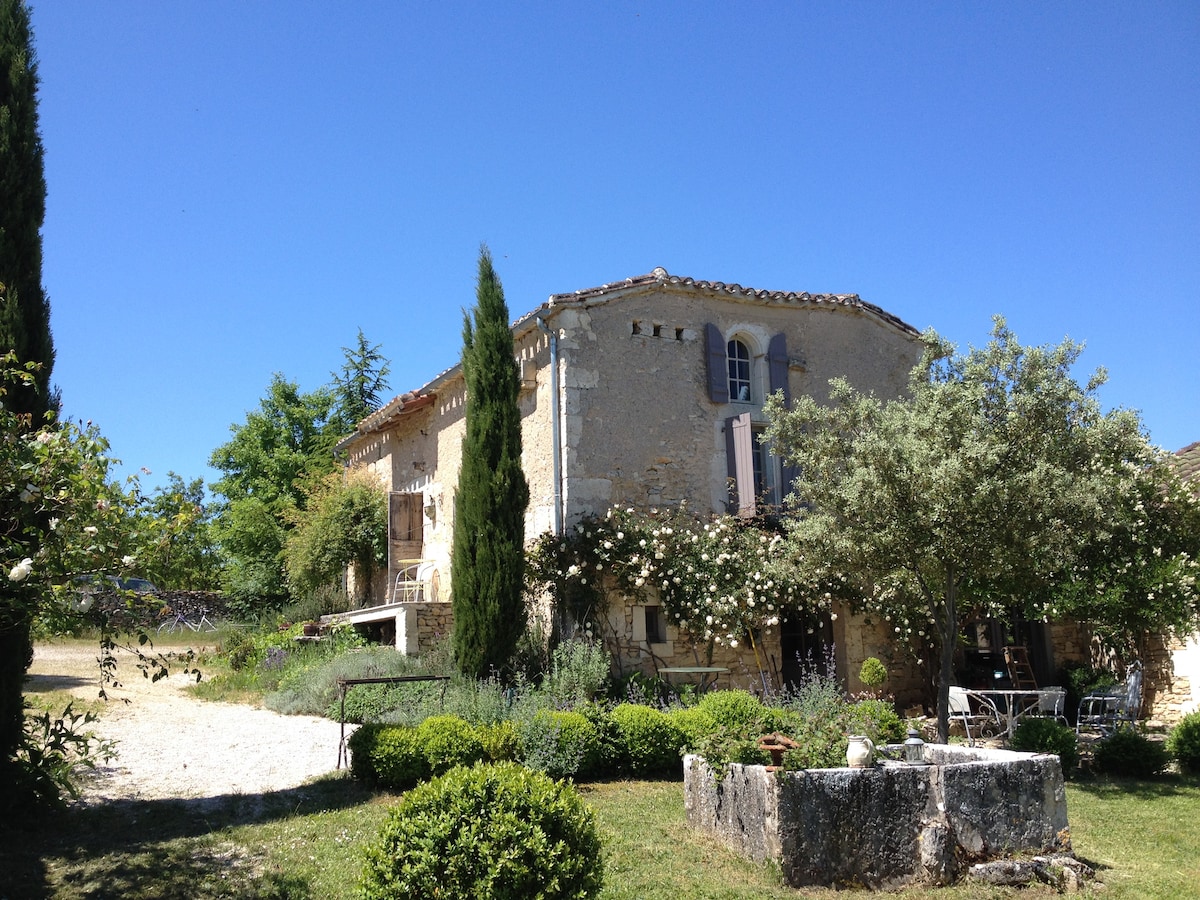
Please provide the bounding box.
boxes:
[5,773,1198,898]
[1067,776,1200,898]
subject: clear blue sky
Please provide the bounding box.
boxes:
[28,1,1199,492]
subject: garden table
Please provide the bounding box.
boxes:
[964,688,1046,738]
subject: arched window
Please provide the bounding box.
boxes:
[727,338,752,402]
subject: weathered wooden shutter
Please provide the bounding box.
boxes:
[725,412,756,517]
[705,323,729,403]
[388,492,424,594]
[767,332,790,405]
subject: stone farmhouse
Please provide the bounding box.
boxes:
[332,266,1193,717]
[335,267,932,697]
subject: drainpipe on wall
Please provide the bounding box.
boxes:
[536,315,563,536]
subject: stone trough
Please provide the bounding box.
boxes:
[683,744,1070,888]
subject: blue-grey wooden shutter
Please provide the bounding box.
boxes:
[725,412,756,517]
[767,332,790,405]
[705,323,729,403]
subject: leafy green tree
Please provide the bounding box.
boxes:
[209,374,339,609]
[126,473,220,590]
[2,359,191,809]
[1051,448,1200,652]
[451,248,530,678]
[764,318,1198,741]
[284,471,387,605]
[330,328,390,434]
[0,0,54,422]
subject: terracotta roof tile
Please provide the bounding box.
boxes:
[1174,441,1200,485]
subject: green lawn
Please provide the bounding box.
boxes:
[4,773,1198,899]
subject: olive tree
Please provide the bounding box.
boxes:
[764,318,1200,741]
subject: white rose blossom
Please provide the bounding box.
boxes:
[8,558,33,582]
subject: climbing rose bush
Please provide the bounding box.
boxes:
[527,505,837,649]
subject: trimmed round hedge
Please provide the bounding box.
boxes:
[359,762,604,900]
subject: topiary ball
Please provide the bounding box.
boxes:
[359,762,604,900]
[370,725,431,791]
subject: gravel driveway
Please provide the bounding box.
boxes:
[26,641,346,806]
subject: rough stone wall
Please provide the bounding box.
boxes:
[1138,631,1198,724]
[837,609,928,708]
[598,586,783,689]
[558,290,920,524]
[684,745,1069,888]
[413,601,453,655]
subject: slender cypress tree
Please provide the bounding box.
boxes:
[0,0,54,794]
[0,0,54,418]
[451,247,529,678]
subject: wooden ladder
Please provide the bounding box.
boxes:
[1004,646,1038,691]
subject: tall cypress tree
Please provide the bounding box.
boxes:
[0,0,54,796]
[0,0,54,419]
[451,247,530,678]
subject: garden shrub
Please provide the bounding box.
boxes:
[332,682,408,724]
[858,657,887,691]
[669,705,719,750]
[781,722,847,771]
[1091,727,1169,777]
[1167,711,1200,774]
[367,726,430,790]
[610,703,686,778]
[519,710,601,781]
[1009,717,1079,776]
[695,689,782,734]
[415,715,485,776]
[268,645,418,716]
[347,723,385,782]
[846,698,905,744]
[574,701,622,777]
[478,720,522,763]
[544,639,612,707]
[692,726,770,772]
[359,762,605,900]
[223,629,255,671]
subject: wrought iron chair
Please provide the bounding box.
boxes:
[948,686,1001,746]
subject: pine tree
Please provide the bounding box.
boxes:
[330,328,390,433]
[0,0,54,798]
[451,247,530,678]
[0,0,54,420]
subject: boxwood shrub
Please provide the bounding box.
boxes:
[1091,727,1169,777]
[1168,710,1200,774]
[610,703,686,778]
[415,715,485,776]
[519,709,602,781]
[359,762,604,900]
[1009,717,1079,776]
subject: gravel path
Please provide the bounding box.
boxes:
[27,641,347,806]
